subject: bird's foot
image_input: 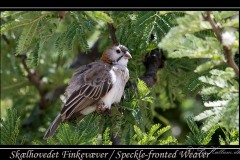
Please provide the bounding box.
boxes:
[96,101,111,116]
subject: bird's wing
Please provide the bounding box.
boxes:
[60,61,113,120]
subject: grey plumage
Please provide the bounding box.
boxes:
[44,45,131,139]
[44,61,113,139]
[43,114,61,138]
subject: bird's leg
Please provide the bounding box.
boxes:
[96,100,113,117]
[96,100,107,114]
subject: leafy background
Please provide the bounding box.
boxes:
[0,11,239,145]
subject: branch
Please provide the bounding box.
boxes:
[224,46,239,77]
[140,49,165,87]
[204,11,239,78]
[58,11,65,20]
[20,39,103,128]
[16,54,49,110]
[16,54,41,90]
[1,34,10,45]
[204,11,222,42]
[108,23,117,45]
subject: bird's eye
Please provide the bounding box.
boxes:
[116,49,121,54]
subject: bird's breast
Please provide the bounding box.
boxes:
[101,66,129,108]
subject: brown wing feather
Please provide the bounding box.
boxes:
[60,61,113,120]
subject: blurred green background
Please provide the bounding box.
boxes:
[1,11,239,145]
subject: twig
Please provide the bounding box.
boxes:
[204,11,222,42]
[1,34,10,45]
[203,11,239,78]
[107,23,117,45]
[58,11,65,20]
[224,46,239,77]
[17,54,68,127]
[16,54,41,90]
[16,54,48,110]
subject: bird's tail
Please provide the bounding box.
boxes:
[43,114,62,139]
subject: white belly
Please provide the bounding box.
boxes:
[101,66,129,109]
[80,105,97,115]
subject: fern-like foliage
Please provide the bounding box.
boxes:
[1,11,99,67]
[159,11,239,73]
[101,127,113,145]
[0,108,21,144]
[184,115,219,145]
[194,68,239,132]
[132,79,154,131]
[2,11,238,145]
[137,79,153,103]
[84,11,113,23]
[115,11,185,53]
[159,12,223,72]
[41,114,113,145]
[159,11,239,144]
[130,123,177,145]
[45,114,99,145]
[151,58,203,112]
[219,128,239,145]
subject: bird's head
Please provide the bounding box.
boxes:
[101,44,132,66]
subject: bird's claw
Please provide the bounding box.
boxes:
[96,101,111,116]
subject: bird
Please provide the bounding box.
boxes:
[43,44,132,139]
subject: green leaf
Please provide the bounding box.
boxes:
[159,136,178,145]
[47,114,99,145]
[103,128,112,145]
[202,125,219,145]
[137,79,150,97]
[0,108,20,145]
[186,115,200,137]
[85,11,113,23]
[16,21,39,55]
[131,124,174,145]
[156,125,171,137]
[32,42,40,66]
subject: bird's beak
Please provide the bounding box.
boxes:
[124,52,132,59]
